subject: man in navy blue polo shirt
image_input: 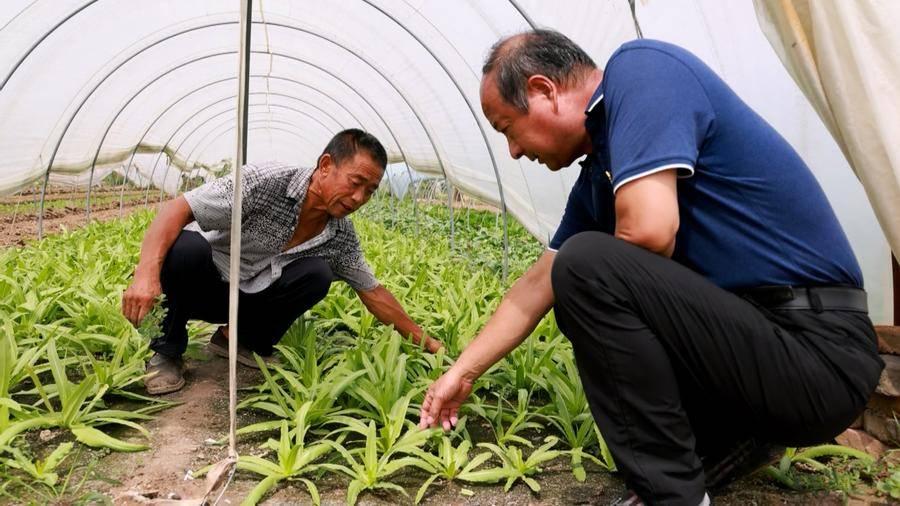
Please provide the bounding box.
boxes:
[419,29,884,505]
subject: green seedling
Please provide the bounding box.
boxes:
[237,402,339,506]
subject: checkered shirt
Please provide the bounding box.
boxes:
[182,162,378,293]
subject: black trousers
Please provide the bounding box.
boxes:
[551,232,883,506]
[150,230,333,358]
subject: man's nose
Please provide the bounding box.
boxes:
[508,140,524,159]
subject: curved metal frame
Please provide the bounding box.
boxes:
[8,2,540,260]
[188,122,316,178]
[0,1,99,91]
[122,48,420,217]
[141,106,329,205]
[93,83,341,216]
[114,74,377,212]
[151,103,338,203]
[33,20,432,237]
[141,120,316,207]
[358,2,511,278]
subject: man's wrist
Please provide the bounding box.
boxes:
[134,259,162,279]
[450,358,481,384]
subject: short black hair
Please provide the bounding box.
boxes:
[482,29,596,112]
[320,128,388,170]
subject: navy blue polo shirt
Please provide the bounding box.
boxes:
[549,40,862,291]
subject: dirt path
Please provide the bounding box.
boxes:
[103,352,264,504]
[0,190,144,205]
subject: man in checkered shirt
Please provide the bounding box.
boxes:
[122,129,441,395]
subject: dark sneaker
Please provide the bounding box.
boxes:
[144,352,185,394]
[704,438,785,490]
[206,327,277,370]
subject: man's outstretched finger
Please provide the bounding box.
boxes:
[418,392,433,428]
[124,299,136,325]
[427,395,445,429]
[136,301,151,326]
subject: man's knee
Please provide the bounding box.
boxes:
[551,232,621,302]
[306,258,333,300]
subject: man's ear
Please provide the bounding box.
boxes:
[526,74,558,111]
[318,153,333,176]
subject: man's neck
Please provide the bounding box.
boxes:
[578,68,604,155]
[581,68,604,107]
[300,169,330,223]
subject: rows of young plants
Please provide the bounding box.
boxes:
[0,212,176,502]
[0,193,148,217]
[212,197,618,504]
[0,192,895,504]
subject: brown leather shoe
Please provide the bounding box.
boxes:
[206,327,278,370]
[144,352,185,394]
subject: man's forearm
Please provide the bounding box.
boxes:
[358,286,427,344]
[135,197,194,277]
[452,251,556,381]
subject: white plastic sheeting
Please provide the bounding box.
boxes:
[0,0,892,322]
[754,0,900,267]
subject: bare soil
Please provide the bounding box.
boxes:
[0,189,144,205]
[0,198,151,248]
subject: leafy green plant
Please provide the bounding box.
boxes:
[324,420,433,505]
[235,351,365,439]
[468,389,543,448]
[540,354,616,479]
[414,436,494,504]
[6,340,152,452]
[482,334,563,398]
[237,402,338,506]
[342,329,415,425]
[470,436,563,492]
[765,445,875,490]
[2,442,73,487]
[0,443,112,505]
[877,469,900,499]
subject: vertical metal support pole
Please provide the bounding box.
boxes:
[226,0,253,469]
[86,178,93,221]
[36,172,49,240]
[144,155,168,206]
[446,179,454,250]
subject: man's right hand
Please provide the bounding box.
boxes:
[122,272,162,326]
[418,368,474,431]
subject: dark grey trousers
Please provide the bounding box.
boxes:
[551,232,883,505]
[151,230,332,358]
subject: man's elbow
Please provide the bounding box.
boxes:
[616,224,677,256]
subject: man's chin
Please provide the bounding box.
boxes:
[542,160,562,172]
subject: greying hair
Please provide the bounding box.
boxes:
[482,29,596,112]
[320,128,388,170]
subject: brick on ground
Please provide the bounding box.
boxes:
[875,354,900,397]
[876,325,900,355]
[835,428,888,458]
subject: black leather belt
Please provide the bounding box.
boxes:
[739,285,868,313]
